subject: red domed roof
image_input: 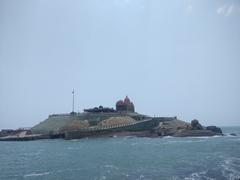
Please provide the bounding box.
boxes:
[124,96,131,104]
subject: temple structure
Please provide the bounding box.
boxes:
[84,106,116,113]
[116,96,135,112]
[83,96,135,113]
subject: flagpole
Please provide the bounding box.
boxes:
[72,89,75,112]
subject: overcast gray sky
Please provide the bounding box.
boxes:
[0,0,240,129]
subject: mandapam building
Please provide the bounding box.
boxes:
[116,96,135,112]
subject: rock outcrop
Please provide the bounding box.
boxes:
[154,119,190,136]
[206,126,222,134]
[191,119,203,130]
[97,116,136,127]
[155,119,223,137]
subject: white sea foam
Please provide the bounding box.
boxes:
[93,175,107,180]
[224,133,239,137]
[183,171,215,180]
[163,135,174,138]
[99,175,106,180]
[67,146,81,150]
[122,172,130,177]
[161,136,222,145]
[163,135,222,139]
[136,174,145,180]
[186,135,222,139]
[24,172,50,177]
[104,164,119,170]
[221,157,240,180]
[161,139,207,145]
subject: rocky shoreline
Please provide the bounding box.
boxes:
[64,119,223,139]
[153,119,223,137]
[0,119,224,141]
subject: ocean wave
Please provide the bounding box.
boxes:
[104,164,119,170]
[121,172,130,177]
[172,171,215,180]
[99,175,106,180]
[131,142,139,146]
[22,149,44,157]
[162,136,174,138]
[123,136,137,139]
[221,157,240,180]
[55,168,83,174]
[224,133,239,137]
[182,171,215,180]
[24,172,50,177]
[161,139,208,144]
[67,146,82,150]
[93,175,107,180]
[136,174,145,180]
[185,135,222,139]
[180,157,240,180]
[185,171,206,180]
[163,135,222,139]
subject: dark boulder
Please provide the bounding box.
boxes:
[191,119,203,130]
[206,126,222,134]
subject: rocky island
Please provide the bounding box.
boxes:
[0,96,222,141]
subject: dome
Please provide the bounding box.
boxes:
[124,96,131,104]
[116,96,135,112]
[116,100,124,106]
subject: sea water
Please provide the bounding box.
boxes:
[0,127,240,180]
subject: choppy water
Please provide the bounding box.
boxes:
[0,127,240,180]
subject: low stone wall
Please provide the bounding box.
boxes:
[65,117,174,140]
